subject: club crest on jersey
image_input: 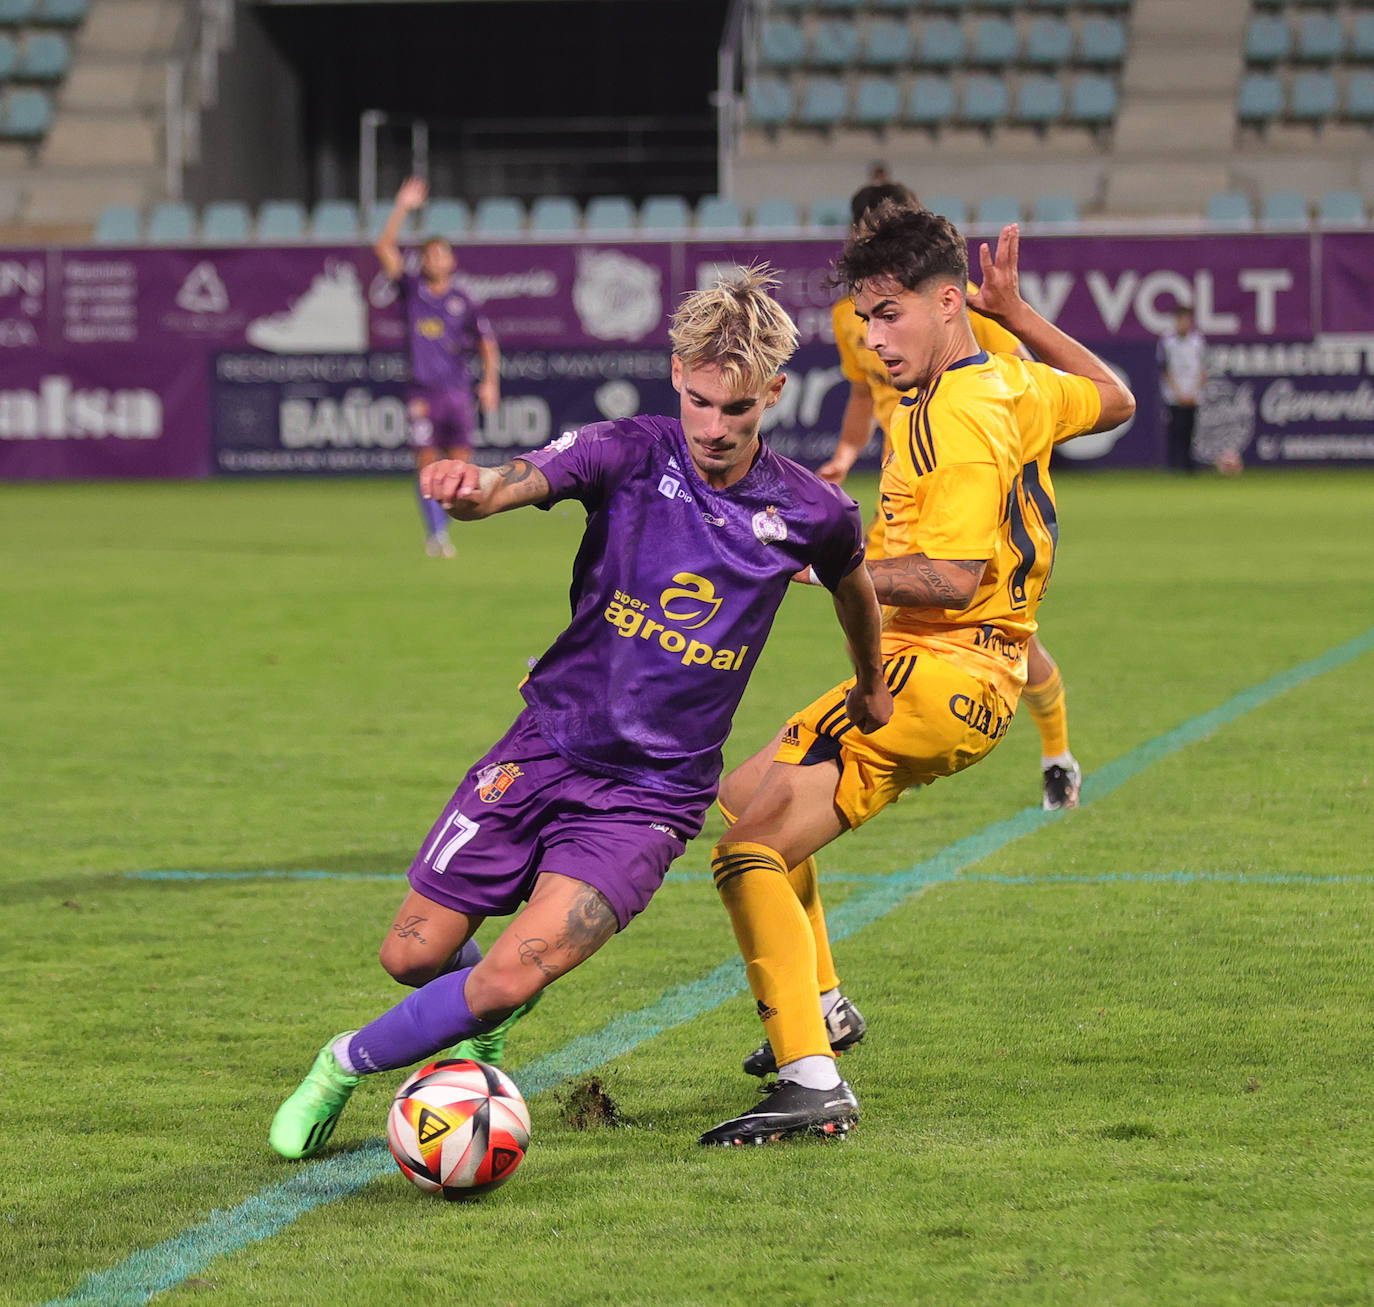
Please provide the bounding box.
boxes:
[476,762,523,803]
[752,505,788,545]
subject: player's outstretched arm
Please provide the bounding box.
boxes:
[830,564,893,734]
[817,383,875,484]
[420,458,551,521]
[374,176,427,281]
[969,224,1135,432]
[867,554,986,610]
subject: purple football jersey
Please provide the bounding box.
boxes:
[399,274,494,388]
[518,416,864,815]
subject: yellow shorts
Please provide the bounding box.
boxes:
[774,651,1015,829]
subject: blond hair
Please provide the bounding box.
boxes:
[668,265,799,392]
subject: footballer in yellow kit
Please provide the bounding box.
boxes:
[699,211,1136,1147]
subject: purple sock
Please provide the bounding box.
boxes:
[416,480,448,536]
[347,965,497,1074]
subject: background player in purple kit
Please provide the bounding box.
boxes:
[268,268,894,1159]
[375,176,501,558]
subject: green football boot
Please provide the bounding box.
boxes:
[450,993,541,1067]
[268,1034,361,1160]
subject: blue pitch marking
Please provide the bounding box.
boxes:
[51,625,1374,1307]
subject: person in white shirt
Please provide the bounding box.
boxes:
[1157,303,1207,472]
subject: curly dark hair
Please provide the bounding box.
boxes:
[835,202,968,295]
[848,181,918,227]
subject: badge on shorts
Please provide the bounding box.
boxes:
[476,762,523,803]
[752,505,787,545]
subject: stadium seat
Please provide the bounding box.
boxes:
[1259,190,1308,227]
[0,34,16,79]
[1031,192,1080,224]
[976,196,1021,227]
[905,74,955,127]
[851,74,900,127]
[257,200,306,240]
[1027,0,1070,10]
[917,19,964,68]
[1344,70,1374,120]
[1204,191,1254,229]
[1244,15,1292,65]
[1288,69,1338,121]
[969,18,1018,68]
[922,194,968,226]
[310,199,360,241]
[1317,189,1365,225]
[18,31,68,80]
[201,201,251,243]
[770,0,806,9]
[1024,17,1072,66]
[0,0,35,24]
[695,195,743,230]
[1296,13,1343,62]
[1015,74,1065,125]
[1238,71,1283,124]
[751,198,801,231]
[584,195,635,231]
[923,0,963,10]
[807,194,850,228]
[1352,14,1374,61]
[748,75,793,128]
[425,197,470,237]
[1069,74,1118,125]
[810,20,860,68]
[147,202,195,242]
[529,195,581,233]
[870,0,919,9]
[977,0,1018,9]
[1,86,51,137]
[798,75,847,128]
[639,194,691,231]
[93,203,140,242]
[759,19,804,70]
[814,0,860,10]
[36,0,89,21]
[473,196,524,234]
[960,73,1009,127]
[1078,17,1127,67]
[862,18,912,68]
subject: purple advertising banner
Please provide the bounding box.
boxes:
[4,231,1372,479]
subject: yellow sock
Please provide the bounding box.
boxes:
[786,856,841,994]
[1022,666,1070,760]
[712,840,832,1066]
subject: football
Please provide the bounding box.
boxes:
[386,1058,531,1199]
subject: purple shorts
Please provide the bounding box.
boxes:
[408,385,478,451]
[407,711,695,930]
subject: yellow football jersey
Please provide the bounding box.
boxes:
[877,350,1100,701]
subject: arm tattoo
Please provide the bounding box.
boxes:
[494,459,534,486]
[867,555,986,609]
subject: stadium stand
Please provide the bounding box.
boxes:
[425,198,470,239]
[639,194,693,231]
[695,194,744,230]
[310,199,361,241]
[529,195,582,234]
[583,195,637,232]
[201,200,250,243]
[257,200,306,241]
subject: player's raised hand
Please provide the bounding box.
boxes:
[420,458,483,510]
[966,223,1023,324]
[396,176,429,212]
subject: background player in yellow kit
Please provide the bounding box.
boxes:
[820,184,1082,813]
[699,210,1135,1146]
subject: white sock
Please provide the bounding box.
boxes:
[331,1033,359,1075]
[778,1054,841,1090]
[819,987,842,1019]
[1042,751,1077,770]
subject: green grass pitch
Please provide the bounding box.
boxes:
[2,469,1371,1307]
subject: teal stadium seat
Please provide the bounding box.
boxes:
[473,197,524,234]
[871,0,919,9]
[905,74,955,127]
[584,196,635,232]
[862,18,912,68]
[1205,192,1254,229]
[976,196,1022,226]
[18,31,68,79]
[529,195,581,233]
[696,195,743,230]
[815,0,861,10]
[36,0,88,20]
[1352,15,1374,61]
[1027,0,1071,14]
[1296,13,1343,62]
[1069,74,1118,124]
[2,85,51,137]
[257,200,306,240]
[1259,190,1308,227]
[751,198,801,231]
[310,199,360,241]
[749,76,793,127]
[201,201,251,242]
[798,75,847,127]
[970,18,1019,68]
[852,75,900,127]
[1317,189,1365,225]
[1078,17,1127,67]
[0,0,34,24]
[639,195,692,231]
[1289,69,1337,121]
[922,194,968,226]
[147,202,195,242]
[959,73,1009,127]
[810,20,860,68]
[1025,17,1072,67]
[0,34,15,78]
[807,195,850,228]
[1244,15,1291,64]
[977,0,1018,10]
[94,203,140,242]
[1016,74,1065,125]
[1031,193,1080,224]
[759,20,804,70]
[1239,72,1283,124]
[1344,69,1374,120]
[917,19,964,68]
[923,0,964,11]
[771,0,806,9]
[425,198,470,237]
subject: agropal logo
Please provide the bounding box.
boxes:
[0,376,163,440]
[658,572,723,629]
